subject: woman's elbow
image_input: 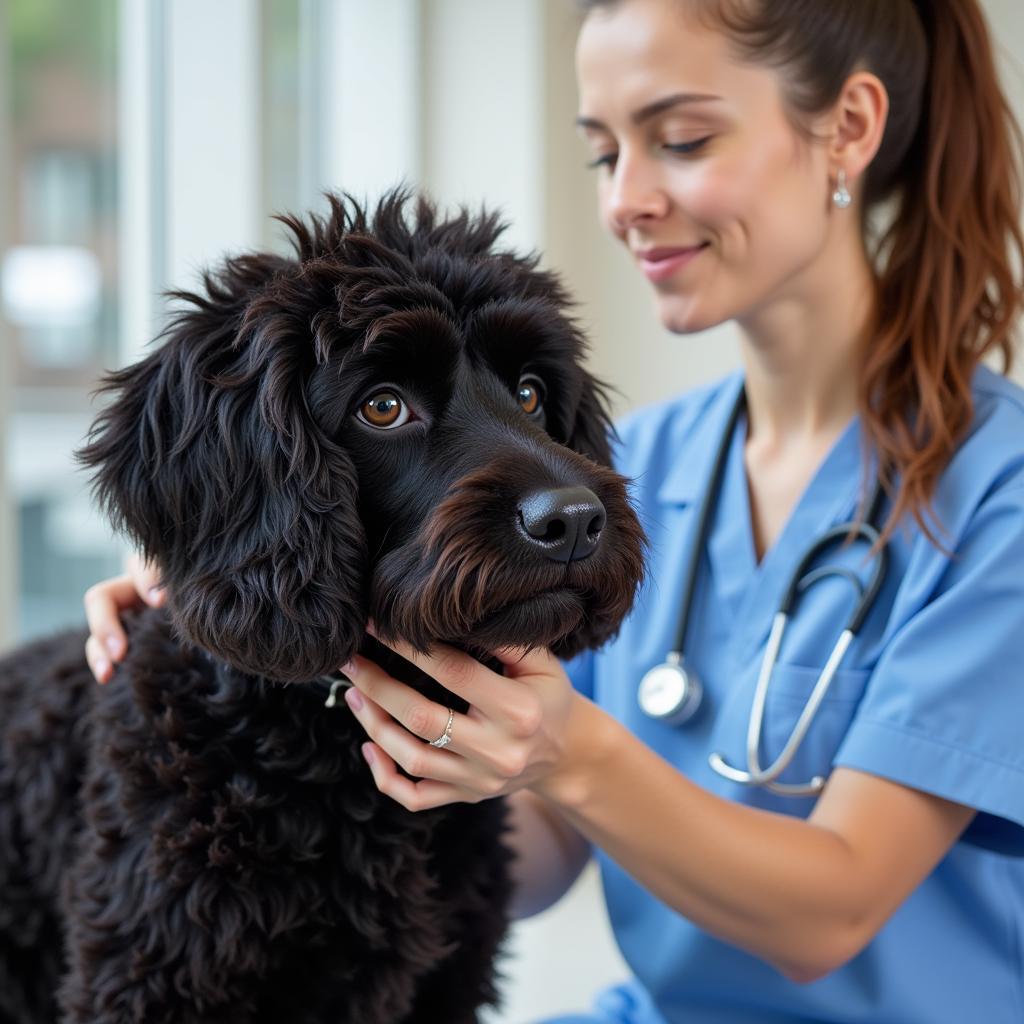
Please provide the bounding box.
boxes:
[772,920,872,985]
[778,960,836,986]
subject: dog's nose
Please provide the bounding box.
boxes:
[517,487,607,563]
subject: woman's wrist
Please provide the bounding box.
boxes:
[533,691,623,812]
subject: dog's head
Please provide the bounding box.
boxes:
[78,190,645,682]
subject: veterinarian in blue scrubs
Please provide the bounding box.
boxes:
[85,0,1024,1021]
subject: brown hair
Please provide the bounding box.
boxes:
[579,0,1024,546]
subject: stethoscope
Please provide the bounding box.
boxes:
[637,386,889,796]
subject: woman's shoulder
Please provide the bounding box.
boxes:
[915,365,1024,558]
[945,365,1024,497]
[970,364,1024,445]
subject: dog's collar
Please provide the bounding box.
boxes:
[197,650,353,709]
[310,672,354,708]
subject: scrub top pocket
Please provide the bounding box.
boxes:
[759,664,871,789]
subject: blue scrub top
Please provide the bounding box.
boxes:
[551,366,1024,1024]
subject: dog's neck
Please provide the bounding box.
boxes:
[197,649,353,709]
[196,637,505,715]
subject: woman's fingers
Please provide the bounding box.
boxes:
[85,634,114,684]
[363,628,501,700]
[83,575,138,670]
[83,556,166,683]
[346,632,574,810]
[359,742,483,813]
[343,654,529,788]
[125,551,166,607]
[489,643,562,677]
[345,655,489,755]
[344,684,498,793]
[364,629,546,727]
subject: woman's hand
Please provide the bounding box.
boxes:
[342,631,588,812]
[83,552,165,683]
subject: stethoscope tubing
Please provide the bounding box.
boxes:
[638,384,890,797]
[708,618,855,796]
[709,513,888,796]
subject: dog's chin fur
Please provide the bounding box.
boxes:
[0,189,647,1024]
[373,585,587,661]
[468,588,587,648]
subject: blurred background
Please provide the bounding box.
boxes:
[0,1,1021,1020]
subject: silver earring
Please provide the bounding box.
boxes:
[832,168,852,209]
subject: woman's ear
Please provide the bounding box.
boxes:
[78,253,368,682]
[826,69,889,192]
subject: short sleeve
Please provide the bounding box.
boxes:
[835,482,1024,855]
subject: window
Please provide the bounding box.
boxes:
[2,0,121,641]
[0,0,420,643]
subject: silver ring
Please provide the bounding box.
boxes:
[428,707,455,749]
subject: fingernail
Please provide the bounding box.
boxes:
[148,587,165,606]
[104,635,122,658]
[95,658,110,682]
[361,743,375,766]
[345,687,364,712]
[340,658,356,677]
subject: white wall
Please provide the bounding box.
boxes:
[165,0,261,295]
[420,0,546,255]
[321,0,422,203]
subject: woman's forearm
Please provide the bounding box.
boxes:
[533,696,865,980]
[505,789,592,920]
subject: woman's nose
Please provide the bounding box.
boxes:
[604,151,670,234]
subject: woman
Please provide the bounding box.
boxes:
[84,0,1024,1020]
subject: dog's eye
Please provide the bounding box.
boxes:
[358,391,411,429]
[517,377,544,416]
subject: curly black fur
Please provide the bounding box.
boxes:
[0,189,645,1023]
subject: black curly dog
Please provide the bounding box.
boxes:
[0,191,645,1024]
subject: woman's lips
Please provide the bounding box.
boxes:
[637,244,708,283]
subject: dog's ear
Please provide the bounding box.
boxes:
[78,253,367,682]
[567,371,618,468]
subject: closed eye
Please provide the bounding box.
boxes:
[664,137,712,156]
[586,136,712,170]
[586,152,617,170]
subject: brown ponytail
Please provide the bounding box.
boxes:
[579,0,1024,546]
[860,0,1024,545]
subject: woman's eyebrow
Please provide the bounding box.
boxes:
[576,92,724,131]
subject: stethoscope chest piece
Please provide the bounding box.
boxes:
[638,652,703,725]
